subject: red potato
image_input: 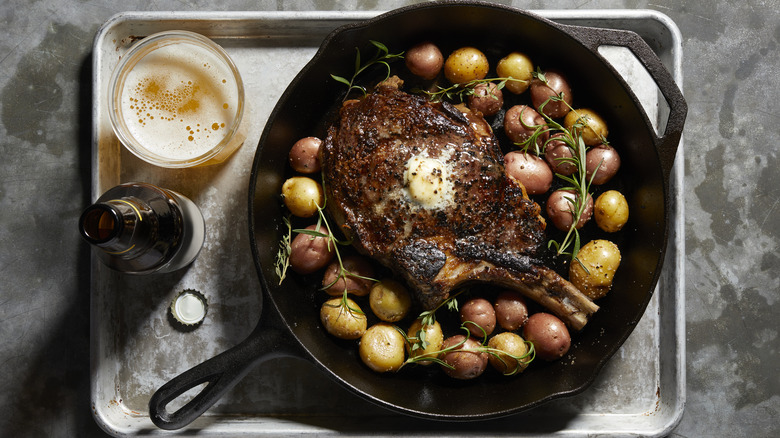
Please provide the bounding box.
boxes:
[439,335,488,380]
[288,136,322,174]
[321,255,375,296]
[585,144,621,185]
[504,105,549,150]
[494,290,529,331]
[523,312,571,361]
[467,82,503,116]
[405,41,444,80]
[460,297,496,337]
[289,224,335,274]
[544,133,577,176]
[546,189,593,231]
[530,70,573,119]
[504,151,553,195]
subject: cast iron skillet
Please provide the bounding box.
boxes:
[149,1,687,429]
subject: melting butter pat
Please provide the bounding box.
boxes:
[403,155,454,209]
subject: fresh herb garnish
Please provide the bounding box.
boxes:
[274,215,293,285]
[536,98,604,263]
[275,178,375,317]
[330,40,404,101]
[399,325,536,375]
[416,76,525,103]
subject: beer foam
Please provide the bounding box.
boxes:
[119,41,240,161]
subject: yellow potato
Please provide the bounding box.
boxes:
[487,332,530,375]
[569,239,621,300]
[595,190,629,232]
[406,318,444,365]
[369,279,412,322]
[281,176,323,218]
[444,47,489,85]
[496,52,534,94]
[563,108,609,146]
[320,297,367,340]
[359,323,406,372]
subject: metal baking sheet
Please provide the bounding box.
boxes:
[90,9,685,437]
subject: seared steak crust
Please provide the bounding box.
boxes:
[322,80,598,329]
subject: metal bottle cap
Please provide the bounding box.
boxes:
[170,289,208,326]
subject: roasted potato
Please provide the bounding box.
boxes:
[496,52,533,94]
[494,290,529,331]
[467,82,503,116]
[460,297,497,338]
[406,318,444,365]
[281,176,323,218]
[320,297,367,340]
[585,143,621,185]
[504,104,549,150]
[529,69,572,119]
[569,239,621,300]
[439,335,488,380]
[444,46,489,85]
[369,278,412,322]
[405,41,444,80]
[504,150,553,195]
[321,255,375,296]
[546,189,593,231]
[594,190,629,232]
[523,312,571,361]
[289,224,334,274]
[288,136,322,174]
[564,108,608,146]
[359,323,406,372]
[544,132,577,176]
[487,332,530,374]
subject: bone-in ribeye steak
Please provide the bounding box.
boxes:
[321,78,598,330]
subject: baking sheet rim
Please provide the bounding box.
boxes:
[89,8,686,437]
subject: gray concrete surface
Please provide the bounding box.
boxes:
[0,0,777,436]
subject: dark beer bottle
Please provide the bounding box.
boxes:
[79,182,205,274]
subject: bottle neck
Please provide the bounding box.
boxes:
[79,198,150,253]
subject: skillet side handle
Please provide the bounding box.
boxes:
[564,25,688,183]
[148,326,289,430]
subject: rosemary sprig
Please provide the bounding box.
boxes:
[399,325,536,376]
[535,99,603,263]
[330,40,404,101]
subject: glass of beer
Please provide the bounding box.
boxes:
[108,30,246,168]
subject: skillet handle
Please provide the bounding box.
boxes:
[563,25,688,182]
[148,325,290,430]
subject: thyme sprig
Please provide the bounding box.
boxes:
[330,40,404,101]
[410,290,464,351]
[417,77,525,103]
[274,215,294,285]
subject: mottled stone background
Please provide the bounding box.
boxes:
[0,0,777,437]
